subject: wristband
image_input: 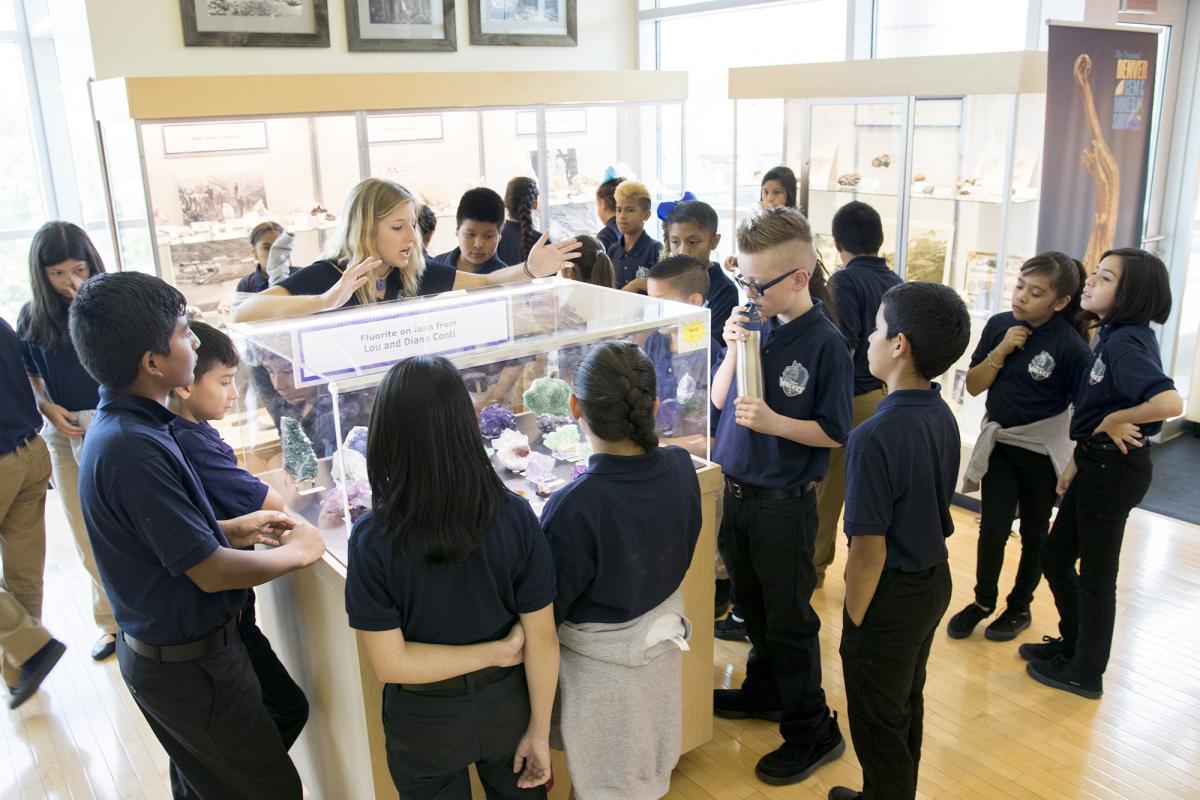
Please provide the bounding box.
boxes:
[523,262,536,280]
[985,353,1004,370]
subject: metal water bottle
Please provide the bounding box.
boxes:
[735,302,764,400]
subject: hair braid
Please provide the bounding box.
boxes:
[505,177,540,263]
[573,341,659,451]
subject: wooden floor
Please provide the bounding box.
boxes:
[5,494,1200,799]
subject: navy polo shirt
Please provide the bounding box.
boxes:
[433,247,507,276]
[706,263,738,348]
[345,491,556,644]
[78,390,246,645]
[278,258,458,303]
[541,446,701,625]
[830,256,902,395]
[1,317,42,456]
[843,387,959,572]
[171,417,269,520]
[1070,322,1175,442]
[712,300,853,490]
[607,230,663,288]
[17,302,101,412]
[644,331,709,412]
[497,219,547,267]
[969,311,1092,429]
[596,218,619,251]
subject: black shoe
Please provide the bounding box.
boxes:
[9,638,67,709]
[714,579,732,620]
[91,634,116,661]
[715,614,749,641]
[985,607,1031,642]
[713,689,782,722]
[946,602,993,639]
[1026,656,1102,699]
[828,789,862,800]
[1019,635,1069,662]
[754,711,845,785]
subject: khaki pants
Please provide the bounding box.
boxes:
[814,388,887,580]
[0,436,53,685]
[43,410,116,635]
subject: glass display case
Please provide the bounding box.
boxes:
[226,279,711,566]
[90,73,687,322]
[730,52,1047,448]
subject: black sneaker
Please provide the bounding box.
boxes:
[713,689,782,722]
[946,602,994,639]
[1018,636,1069,662]
[715,614,749,641]
[9,638,66,710]
[714,579,732,620]
[985,607,1032,642]
[754,711,845,785]
[1026,655,1102,699]
[828,789,862,800]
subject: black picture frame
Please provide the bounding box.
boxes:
[346,0,457,52]
[180,0,330,48]
[468,0,577,47]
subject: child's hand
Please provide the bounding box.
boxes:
[1095,417,1143,454]
[1056,458,1077,496]
[223,510,294,548]
[997,325,1030,356]
[497,621,526,667]
[733,396,778,435]
[723,312,751,345]
[279,522,326,567]
[524,234,582,278]
[622,276,648,294]
[42,403,85,438]
[512,729,552,788]
[322,257,379,310]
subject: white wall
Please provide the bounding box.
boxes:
[83,0,636,79]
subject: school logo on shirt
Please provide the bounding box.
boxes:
[1028,351,1056,381]
[1089,355,1106,385]
[779,360,810,397]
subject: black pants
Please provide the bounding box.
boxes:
[116,633,301,800]
[719,489,827,742]
[975,443,1059,611]
[841,562,952,800]
[1042,442,1152,678]
[382,666,545,799]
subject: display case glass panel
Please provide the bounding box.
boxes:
[543,105,619,242]
[228,280,712,566]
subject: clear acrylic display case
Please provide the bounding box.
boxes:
[226,280,711,566]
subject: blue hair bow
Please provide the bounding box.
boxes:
[603,166,620,182]
[656,191,697,222]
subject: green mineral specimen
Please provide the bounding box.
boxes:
[543,424,581,454]
[523,377,571,417]
[281,416,319,484]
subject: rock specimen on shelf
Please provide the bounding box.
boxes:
[871,154,892,168]
[524,452,557,483]
[537,414,573,435]
[837,173,862,188]
[543,424,583,457]
[343,425,369,457]
[492,429,532,472]
[522,377,571,417]
[281,417,319,485]
[478,403,519,439]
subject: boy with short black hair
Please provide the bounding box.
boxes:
[829,281,970,800]
[595,176,624,251]
[814,200,902,586]
[168,321,309,757]
[606,180,662,289]
[663,199,738,347]
[71,272,325,799]
[435,187,508,274]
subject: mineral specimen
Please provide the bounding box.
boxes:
[522,377,571,417]
[478,404,518,439]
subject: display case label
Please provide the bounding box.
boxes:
[294,296,512,385]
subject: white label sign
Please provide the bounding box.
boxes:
[295,296,511,385]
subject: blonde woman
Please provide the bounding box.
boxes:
[234,179,580,323]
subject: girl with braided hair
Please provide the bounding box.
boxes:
[540,341,701,799]
[499,176,548,267]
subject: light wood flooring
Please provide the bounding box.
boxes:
[4,493,1199,799]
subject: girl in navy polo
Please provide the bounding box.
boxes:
[947,253,1092,643]
[16,221,118,662]
[1024,248,1181,699]
[540,341,701,799]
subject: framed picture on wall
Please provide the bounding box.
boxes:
[469,0,577,47]
[345,0,457,51]
[180,0,330,47]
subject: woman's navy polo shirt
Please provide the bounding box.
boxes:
[77,390,246,645]
[712,300,853,490]
[540,446,701,626]
[171,417,269,520]
[277,258,458,303]
[17,301,101,412]
[969,311,1092,429]
[705,263,737,348]
[606,230,663,288]
[345,491,556,645]
[1070,322,1175,442]
[843,387,959,573]
[433,247,508,275]
[830,255,902,396]
[497,219,547,267]
[1,317,42,455]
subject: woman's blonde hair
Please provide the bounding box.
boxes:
[325,178,425,303]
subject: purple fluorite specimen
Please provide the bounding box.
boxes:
[478,404,518,439]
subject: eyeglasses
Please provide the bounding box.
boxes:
[734,268,799,298]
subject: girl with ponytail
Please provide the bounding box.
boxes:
[539,341,701,798]
[499,176,547,267]
[560,234,616,289]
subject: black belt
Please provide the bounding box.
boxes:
[399,665,517,696]
[121,615,239,663]
[725,477,816,500]
[1080,438,1150,453]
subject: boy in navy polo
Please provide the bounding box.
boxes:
[829,282,970,800]
[168,322,309,756]
[711,208,853,786]
[607,180,662,289]
[814,201,902,587]
[663,199,738,347]
[71,272,326,799]
[434,187,509,274]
